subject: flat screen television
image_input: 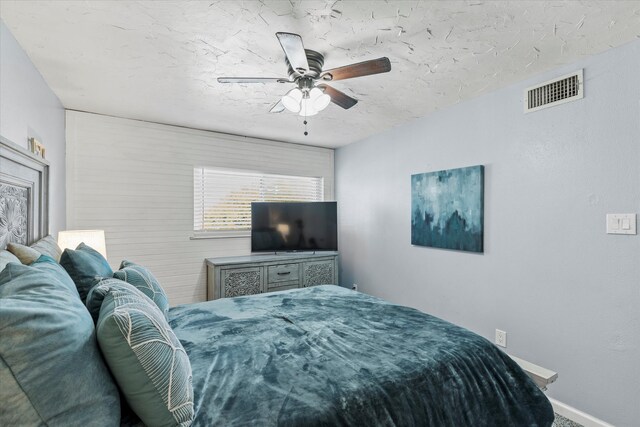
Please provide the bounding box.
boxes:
[251,201,337,252]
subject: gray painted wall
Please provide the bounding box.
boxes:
[336,40,639,425]
[0,20,66,235]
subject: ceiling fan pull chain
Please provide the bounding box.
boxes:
[304,120,308,136]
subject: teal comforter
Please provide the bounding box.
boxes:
[169,285,553,426]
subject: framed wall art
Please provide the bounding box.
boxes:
[411,165,484,253]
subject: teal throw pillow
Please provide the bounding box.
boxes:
[88,278,194,427]
[113,260,170,320]
[0,356,42,425]
[31,254,80,296]
[60,242,113,302]
[0,262,120,426]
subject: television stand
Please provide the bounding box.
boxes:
[205,251,339,300]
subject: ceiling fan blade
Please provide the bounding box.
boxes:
[276,32,309,74]
[320,57,391,82]
[269,99,285,113]
[217,77,290,84]
[318,84,358,109]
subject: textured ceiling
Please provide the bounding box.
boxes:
[1,1,639,147]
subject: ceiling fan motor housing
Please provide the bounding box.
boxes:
[297,77,314,92]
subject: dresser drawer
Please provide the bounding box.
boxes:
[267,263,300,285]
[265,283,299,294]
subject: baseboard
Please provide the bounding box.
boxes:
[549,398,614,427]
[509,354,557,390]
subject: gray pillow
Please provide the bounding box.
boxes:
[0,258,120,426]
[6,242,40,264]
[87,278,194,427]
[30,235,63,262]
[0,250,21,272]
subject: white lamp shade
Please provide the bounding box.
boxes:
[305,87,330,113]
[282,88,302,113]
[299,104,318,116]
[308,87,323,102]
[58,230,107,259]
[299,98,318,116]
[313,93,331,111]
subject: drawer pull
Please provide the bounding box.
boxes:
[277,271,291,276]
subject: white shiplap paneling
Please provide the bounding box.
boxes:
[66,111,334,305]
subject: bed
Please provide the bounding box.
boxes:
[169,285,554,426]
[0,136,552,426]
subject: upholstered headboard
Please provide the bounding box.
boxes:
[0,136,49,249]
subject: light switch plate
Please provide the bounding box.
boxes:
[606,214,637,235]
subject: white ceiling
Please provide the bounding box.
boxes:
[1,1,639,148]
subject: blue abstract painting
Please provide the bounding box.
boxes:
[411,165,484,253]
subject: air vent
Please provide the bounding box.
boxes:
[524,69,583,113]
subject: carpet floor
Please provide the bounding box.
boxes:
[553,413,583,427]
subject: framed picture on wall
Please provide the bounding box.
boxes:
[411,165,484,253]
[28,137,46,159]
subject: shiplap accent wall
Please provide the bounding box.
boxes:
[66,111,334,305]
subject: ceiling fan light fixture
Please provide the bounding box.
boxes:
[313,92,331,111]
[299,97,319,116]
[282,88,302,112]
[306,87,330,112]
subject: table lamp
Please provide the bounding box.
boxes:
[57,230,107,259]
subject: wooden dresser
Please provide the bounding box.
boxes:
[205,252,339,300]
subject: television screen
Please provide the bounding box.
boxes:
[251,202,337,252]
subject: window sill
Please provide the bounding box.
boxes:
[190,231,250,240]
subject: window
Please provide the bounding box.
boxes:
[194,168,324,235]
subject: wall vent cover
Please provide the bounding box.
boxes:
[524,69,583,113]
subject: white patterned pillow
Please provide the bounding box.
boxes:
[87,278,194,427]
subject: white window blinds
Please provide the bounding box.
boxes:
[194,168,324,232]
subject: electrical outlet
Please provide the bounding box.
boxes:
[495,329,507,348]
[352,283,358,291]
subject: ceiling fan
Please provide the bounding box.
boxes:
[218,32,391,119]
